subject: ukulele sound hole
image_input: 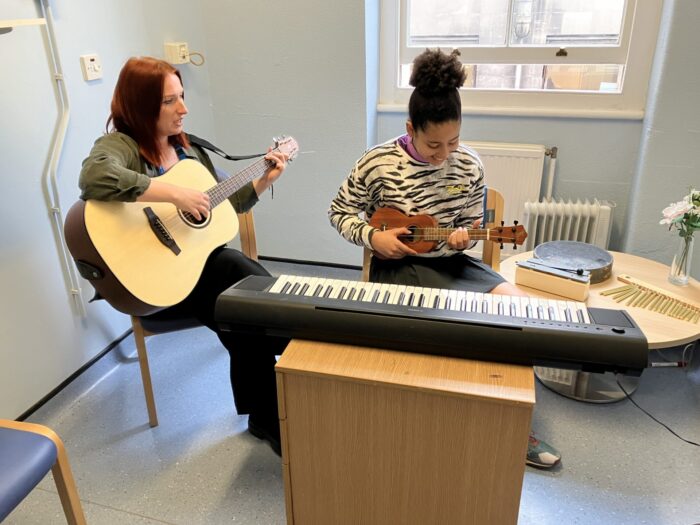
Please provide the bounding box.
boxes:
[179,209,211,229]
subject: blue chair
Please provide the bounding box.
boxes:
[0,419,86,524]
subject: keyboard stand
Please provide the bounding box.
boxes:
[276,339,535,525]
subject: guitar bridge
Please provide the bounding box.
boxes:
[143,207,181,255]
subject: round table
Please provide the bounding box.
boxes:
[500,250,700,402]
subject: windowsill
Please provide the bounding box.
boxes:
[377,104,644,120]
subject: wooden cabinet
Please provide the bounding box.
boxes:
[276,340,535,525]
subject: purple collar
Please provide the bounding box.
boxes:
[398,134,430,163]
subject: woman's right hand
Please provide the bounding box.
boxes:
[370,228,418,259]
[138,180,211,221]
[170,186,211,220]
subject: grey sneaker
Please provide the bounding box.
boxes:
[526,432,561,468]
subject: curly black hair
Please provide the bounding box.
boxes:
[408,49,465,131]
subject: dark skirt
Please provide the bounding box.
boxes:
[369,253,505,293]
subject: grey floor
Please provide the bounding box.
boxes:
[7,259,700,525]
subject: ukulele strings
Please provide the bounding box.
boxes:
[398,228,515,241]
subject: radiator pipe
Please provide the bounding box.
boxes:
[545,146,558,200]
[39,0,86,317]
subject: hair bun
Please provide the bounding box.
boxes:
[409,49,466,95]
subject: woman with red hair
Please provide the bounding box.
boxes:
[80,56,288,455]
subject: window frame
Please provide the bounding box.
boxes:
[379,0,663,119]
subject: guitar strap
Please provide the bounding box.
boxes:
[188,133,275,198]
[187,133,265,162]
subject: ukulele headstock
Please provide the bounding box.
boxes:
[488,221,528,249]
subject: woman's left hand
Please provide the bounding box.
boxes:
[253,148,288,196]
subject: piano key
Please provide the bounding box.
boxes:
[386,284,400,305]
[362,283,381,302]
[497,300,504,316]
[270,275,292,294]
[301,277,319,296]
[437,289,450,310]
[483,294,493,315]
[427,289,440,309]
[329,281,348,299]
[357,288,367,301]
[448,290,461,311]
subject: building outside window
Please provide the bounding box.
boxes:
[380,0,663,118]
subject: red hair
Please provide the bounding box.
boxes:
[107,57,190,166]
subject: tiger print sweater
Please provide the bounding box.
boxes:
[328,137,485,257]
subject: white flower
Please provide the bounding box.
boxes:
[660,200,693,225]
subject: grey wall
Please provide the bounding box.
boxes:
[624,0,700,274]
[1,0,697,417]
[199,0,370,266]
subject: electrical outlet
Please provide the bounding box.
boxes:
[164,42,189,64]
[80,54,102,81]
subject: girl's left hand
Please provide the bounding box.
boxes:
[447,227,471,251]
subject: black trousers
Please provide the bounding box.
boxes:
[144,247,288,428]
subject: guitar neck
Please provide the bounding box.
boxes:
[206,156,276,207]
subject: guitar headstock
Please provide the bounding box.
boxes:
[273,136,299,162]
[488,222,528,247]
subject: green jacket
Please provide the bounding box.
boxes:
[79,131,258,213]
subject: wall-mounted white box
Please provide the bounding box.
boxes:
[80,54,102,81]
[164,42,189,64]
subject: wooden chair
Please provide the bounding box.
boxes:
[132,210,258,427]
[0,419,87,524]
[361,187,504,281]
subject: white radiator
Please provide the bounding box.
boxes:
[467,141,546,224]
[465,141,547,257]
[522,199,614,251]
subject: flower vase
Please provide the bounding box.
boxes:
[668,235,694,286]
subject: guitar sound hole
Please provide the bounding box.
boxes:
[179,209,211,229]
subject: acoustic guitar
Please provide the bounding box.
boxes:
[64,136,299,316]
[368,206,527,254]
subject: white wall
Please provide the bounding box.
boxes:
[0,0,217,418]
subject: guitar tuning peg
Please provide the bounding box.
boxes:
[500,220,505,227]
[514,220,519,225]
[500,242,504,249]
[513,242,517,249]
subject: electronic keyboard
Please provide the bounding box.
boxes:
[215,274,649,374]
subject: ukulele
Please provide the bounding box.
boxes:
[368,207,527,254]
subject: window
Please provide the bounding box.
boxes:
[379,0,663,118]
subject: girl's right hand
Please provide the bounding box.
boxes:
[370,228,418,259]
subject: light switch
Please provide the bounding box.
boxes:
[80,54,102,81]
